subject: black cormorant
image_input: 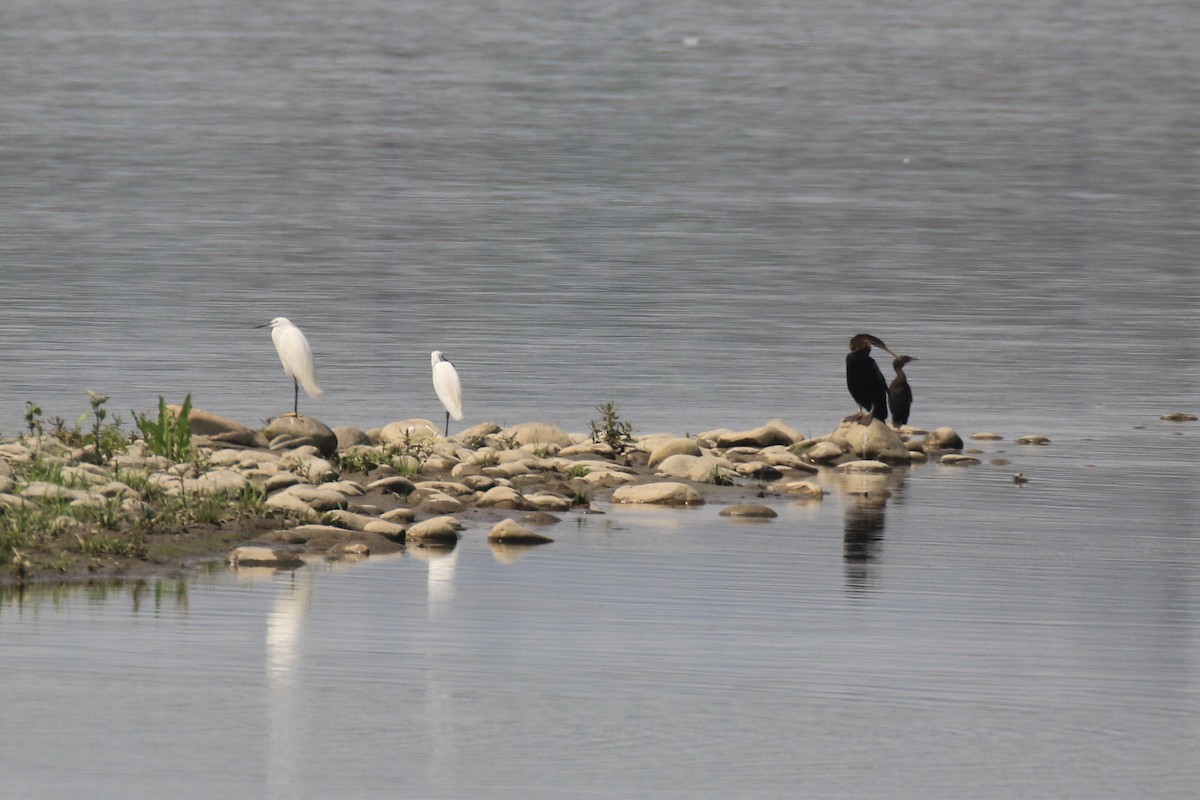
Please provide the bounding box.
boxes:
[845,333,897,422]
[888,355,918,426]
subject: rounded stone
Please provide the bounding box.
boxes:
[828,417,911,463]
[710,421,798,449]
[475,485,533,510]
[647,437,703,468]
[333,425,371,450]
[802,440,844,463]
[524,492,572,512]
[279,485,348,512]
[835,460,893,474]
[522,511,562,526]
[773,479,824,499]
[1016,434,1051,445]
[194,469,248,494]
[366,476,416,496]
[1160,412,1197,421]
[655,453,735,484]
[488,518,554,544]
[500,421,574,449]
[379,419,441,447]
[264,492,320,520]
[718,504,778,519]
[264,415,338,456]
[611,482,705,506]
[178,407,269,448]
[406,515,463,544]
[381,507,416,524]
[922,427,964,451]
[970,432,1004,441]
[940,454,982,466]
[228,546,305,569]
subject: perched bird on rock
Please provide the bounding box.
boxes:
[257,317,322,417]
[845,333,897,423]
[431,351,464,436]
[888,355,918,427]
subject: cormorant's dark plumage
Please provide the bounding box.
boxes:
[845,334,896,422]
[888,355,917,426]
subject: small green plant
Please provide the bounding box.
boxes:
[565,464,592,479]
[86,496,126,531]
[589,401,635,455]
[335,448,390,474]
[707,466,736,486]
[75,531,147,559]
[385,431,435,476]
[569,487,591,508]
[491,433,519,451]
[24,401,44,440]
[84,391,129,464]
[135,395,193,461]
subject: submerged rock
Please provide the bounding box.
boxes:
[1016,434,1051,445]
[718,504,778,519]
[228,546,305,570]
[835,460,893,474]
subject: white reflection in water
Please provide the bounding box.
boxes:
[266,570,314,680]
[411,544,458,618]
[266,570,315,799]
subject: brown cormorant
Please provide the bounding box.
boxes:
[888,355,918,426]
[845,333,897,422]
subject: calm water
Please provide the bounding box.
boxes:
[0,0,1197,797]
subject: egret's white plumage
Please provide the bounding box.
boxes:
[258,317,322,415]
[431,351,463,435]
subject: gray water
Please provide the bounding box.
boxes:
[0,0,1197,797]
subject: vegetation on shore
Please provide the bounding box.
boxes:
[2,393,273,581]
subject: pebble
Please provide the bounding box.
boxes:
[406,515,463,544]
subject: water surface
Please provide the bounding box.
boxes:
[0,0,1196,797]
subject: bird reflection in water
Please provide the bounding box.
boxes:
[409,541,458,618]
[833,467,909,591]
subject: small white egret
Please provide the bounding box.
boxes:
[256,317,323,416]
[431,351,463,436]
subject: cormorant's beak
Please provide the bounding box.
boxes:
[866,335,898,358]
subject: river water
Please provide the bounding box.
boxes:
[0,0,1196,797]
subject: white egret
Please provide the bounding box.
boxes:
[431,351,463,436]
[256,317,323,416]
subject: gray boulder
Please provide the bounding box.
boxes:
[264,415,338,456]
